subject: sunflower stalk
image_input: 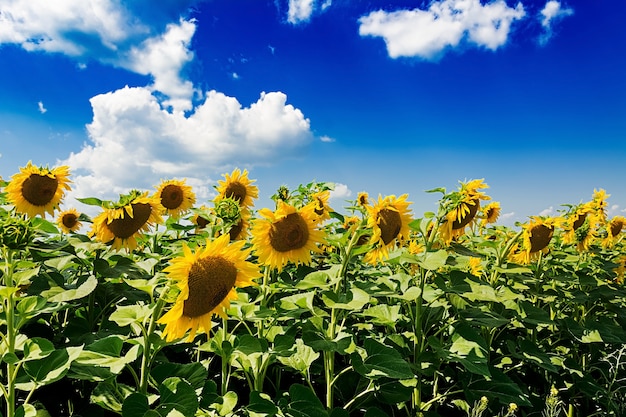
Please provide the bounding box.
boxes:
[139,294,168,394]
[1,248,18,417]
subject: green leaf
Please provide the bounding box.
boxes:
[466,367,531,406]
[279,291,317,314]
[246,392,279,415]
[448,323,490,377]
[295,269,339,290]
[17,346,83,390]
[23,337,55,362]
[321,287,370,310]
[91,381,136,414]
[212,391,238,416]
[277,339,320,374]
[417,250,449,271]
[122,393,150,417]
[151,362,208,390]
[351,339,414,380]
[15,403,37,417]
[302,330,352,354]
[12,266,41,286]
[109,304,153,330]
[287,384,328,417]
[360,304,403,328]
[157,377,199,417]
[44,274,98,302]
[76,197,105,207]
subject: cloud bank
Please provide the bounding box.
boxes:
[358,0,526,60]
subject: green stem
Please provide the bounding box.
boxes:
[3,248,17,417]
[139,295,167,394]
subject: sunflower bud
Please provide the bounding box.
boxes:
[215,197,241,224]
[0,216,34,250]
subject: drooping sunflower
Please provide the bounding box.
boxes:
[510,216,561,265]
[154,179,196,218]
[227,209,250,241]
[480,202,501,227]
[613,256,626,285]
[57,208,82,233]
[90,191,163,251]
[363,194,413,264]
[439,179,491,245]
[215,168,258,209]
[5,162,72,218]
[562,203,600,252]
[357,192,370,207]
[303,190,334,223]
[603,216,626,249]
[158,234,261,342]
[251,201,325,271]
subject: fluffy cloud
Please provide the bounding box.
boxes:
[358,0,525,60]
[0,0,147,55]
[0,1,196,110]
[62,85,313,205]
[330,183,352,202]
[538,1,573,45]
[286,0,331,24]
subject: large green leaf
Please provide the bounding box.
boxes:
[16,346,83,390]
[156,377,199,417]
[277,339,320,374]
[122,393,150,417]
[448,323,490,377]
[286,384,327,417]
[351,338,414,380]
[321,287,370,310]
[43,274,98,302]
[151,362,208,390]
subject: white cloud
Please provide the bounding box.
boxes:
[538,206,555,217]
[330,183,351,202]
[287,0,316,24]
[37,101,47,114]
[358,0,525,60]
[61,86,314,207]
[0,2,196,112]
[0,0,145,55]
[538,1,573,45]
[121,19,197,112]
[320,135,335,143]
[232,72,240,80]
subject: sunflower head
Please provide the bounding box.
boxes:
[511,216,561,264]
[603,216,626,248]
[214,197,242,224]
[5,162,72,218]
[158,234,261,342]
[215,168,258,209]
[357,192,370,207]
[480,202,501,226]
[363,194,413,264]
[304,190,334,223]
[438,179,491,245]
[154,179,196,218]
[251,201,325,271]
[57,208,82,233]
[90,190,163,251]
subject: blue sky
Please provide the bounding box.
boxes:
[1,0,625,225]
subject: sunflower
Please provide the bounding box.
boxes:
[5,162,72,218]
[480,202,501,226]
[357,192,370,207]
[215,168,258,209]
[602,216,626,249]
[154,179,196,218]
[363,194,412,264]
[57,208,82,233]
[510,217,561,264]
[589,188,609,224]
[468,257,483,277]
[251,201,325,271]
[613,256,626,285]
[439,179,491,245]
[158,234,260,342]
[90,191,163,251]
[304,190,334,223]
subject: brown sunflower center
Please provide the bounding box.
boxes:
[22,174,58,206]
[529,224,554,253]
[452,200,479,230]
[572,213,587,230]
[378,208,402,245]
[62,213,78,229]
[183,256,237,318]
[224,182,247,204]
[610,219,624,237]
[160,184,184,210]
[269,212,310,252]
[107,203,152,239]
[195,216,209,230]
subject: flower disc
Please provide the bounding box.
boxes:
[270,213,310,252]
[184,256,237,318]
[107,203,152,239]
[378,208,402,245]
[529,224,554,253]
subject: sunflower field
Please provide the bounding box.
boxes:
[1,162,625,417]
